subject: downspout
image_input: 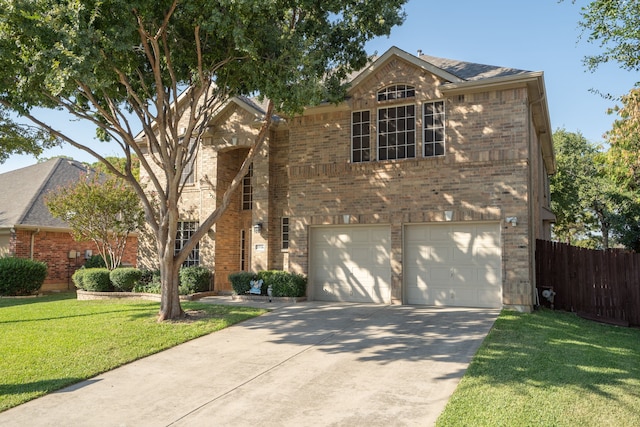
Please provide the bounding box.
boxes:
[528,92,546,310]
[30,228,40,260]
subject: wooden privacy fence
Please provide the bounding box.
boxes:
[535,239,640,327]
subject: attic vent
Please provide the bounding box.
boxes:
[417,49,423,56]
[457,95,465,103]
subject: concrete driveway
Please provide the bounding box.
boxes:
[0,300,499,427]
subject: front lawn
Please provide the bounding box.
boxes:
[437,308,640,427]
[0,293,266,412]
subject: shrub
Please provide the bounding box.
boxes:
[138,269,160,286]
[82,268,112,292]
[267,271,307,297]
[228,270,307,297]
[179,266,212,295]
[71,268,87,290]
[132,282,161,294]
[83,254,107,269]
[228,271,255,295]
[0,257,47,296]
[109,268,142,292]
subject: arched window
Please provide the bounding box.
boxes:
[377,85,415,102]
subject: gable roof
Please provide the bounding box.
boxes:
[345,46,555,174]
[0,158,89,230]
[348,46,532,90]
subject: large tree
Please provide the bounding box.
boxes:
[578,0,640,74]
[550,129,618,248]
[0,0,407,320]
[604,88,640,251]
[0,107,57,163]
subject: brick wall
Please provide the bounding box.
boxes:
[138,54,553,310]
[11,228,137,292]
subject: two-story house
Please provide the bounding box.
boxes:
[138,46,555,311]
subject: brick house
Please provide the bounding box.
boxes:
[0,158,138,292]
[138,46,555,311]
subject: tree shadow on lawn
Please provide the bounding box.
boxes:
[0,305,159,325]
[464,309,640,402]
[0,293,76,308]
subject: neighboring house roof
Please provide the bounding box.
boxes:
[0,158,89,230]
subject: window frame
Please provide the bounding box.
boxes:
[377,103,417,161]
[377,84,416,102]
[180,137,197,185]
[175,221,199,267]
[423,100,446,158]
[281,217,290,251]
[351,110,371,163]
[242,163,253,210]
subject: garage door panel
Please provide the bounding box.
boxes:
[405,223,502,308]
[311,226,391,304]
[425,246,451,263]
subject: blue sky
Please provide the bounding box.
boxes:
[1,0,637,173]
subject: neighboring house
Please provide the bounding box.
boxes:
[138,46,555,311]
[0,158,138,292]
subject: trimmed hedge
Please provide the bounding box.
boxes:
[82,268,112,292]
[0,257,47,296]
[228,271,255,295]
[179,266,211,295]
[228,270,306,297]
[84,254,107,269]
[110,268,142,292]
[269,271,307,298]
[71,268,87,289]
[133,269,161,293]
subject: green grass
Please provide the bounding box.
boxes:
[0,293,266,412]
[437,308,640,427]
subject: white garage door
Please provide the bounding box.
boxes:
[405,223,502,308]
[310,226,391,303]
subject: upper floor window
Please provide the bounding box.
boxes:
[351,111,371,163]
[175,221,199,267]
[242,163,253,210]
[378,104,416,161]
[423,101,445,157]
[180,137,196,185]
[377,85,415,102]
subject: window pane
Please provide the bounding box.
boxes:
[425,144,434,157]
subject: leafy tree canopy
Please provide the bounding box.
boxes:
[0,0,407,320]
[577,0,640,74]
[0,107,57,163]
[46,173,145,270]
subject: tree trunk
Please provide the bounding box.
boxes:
[158,254,184,321]
[157,204,184,321]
